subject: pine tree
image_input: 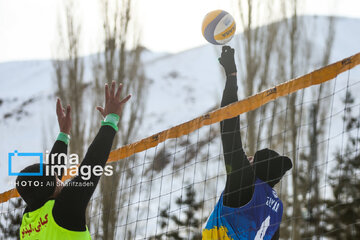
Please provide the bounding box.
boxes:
[321,92,360,238]
[0,198,24,240]
[150,186,207,240]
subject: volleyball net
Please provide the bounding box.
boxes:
[1,52,360,239]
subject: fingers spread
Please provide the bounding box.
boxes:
[120,94,132,104]
[96,106,105,117]
[105,83,110,102]
[115,83,123,99]
[56,98,64,117]
[110,81,116,97]
[66,105,71,116]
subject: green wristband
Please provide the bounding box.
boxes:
[57,132,71,145]
[101,113,120,131]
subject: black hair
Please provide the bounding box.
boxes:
[15,163,56,211]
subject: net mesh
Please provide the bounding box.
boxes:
[1,53,360,239]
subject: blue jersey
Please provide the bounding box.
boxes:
[203,179,283,240]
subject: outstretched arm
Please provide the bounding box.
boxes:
[53,81,131,231]
[219,46,255,207]
[48,99,72,180]
[22,99,71,215]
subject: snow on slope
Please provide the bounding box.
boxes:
[1,15,360,196]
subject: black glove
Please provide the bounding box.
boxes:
[218,46,237,76]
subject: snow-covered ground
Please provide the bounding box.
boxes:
[1,15,360,238]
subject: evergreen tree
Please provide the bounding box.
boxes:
[150,186,207,240]
[321,92,360,238]
[299,103,325,239]
[0,198,24,240]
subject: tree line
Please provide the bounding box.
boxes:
[3,0,360,239]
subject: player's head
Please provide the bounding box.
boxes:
[253,148,292,187]
[16,163,60,210]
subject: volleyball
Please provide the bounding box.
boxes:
[201,10,236,45]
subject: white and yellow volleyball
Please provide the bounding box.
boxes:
[202,10,236,45]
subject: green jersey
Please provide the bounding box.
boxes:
[20,200,91,240]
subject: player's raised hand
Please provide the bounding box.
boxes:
[218,45,237,76]
[56,98,72,135]
[96,81,131,118]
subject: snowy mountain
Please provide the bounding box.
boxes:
[1,15,360,197]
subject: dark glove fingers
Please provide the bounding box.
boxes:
[222,45,231,53]
[230,48,234,55]
[219,46,236,76]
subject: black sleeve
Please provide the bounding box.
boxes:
[48,140,68,180]
[53,125,116,231]
[272,228,279,240]
[221,74,255,208]
[23,139,68,215]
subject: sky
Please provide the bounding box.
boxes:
[0,0,359,63]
